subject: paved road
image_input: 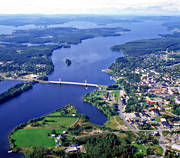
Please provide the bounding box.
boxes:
[5,78,103,87]
[118,91,139,134]
[158,127,166,158]
[118,90,167,157]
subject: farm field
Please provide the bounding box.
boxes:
[9,105,79,148]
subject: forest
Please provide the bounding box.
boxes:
[0,82,35,104]
[111,37,180,56]
[0,27,129,44]
[0,44,57,76]
[0,26,129,78]
[24,134,134,158]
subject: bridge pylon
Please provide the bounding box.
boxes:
[84,80,87,87]
[59,78,62,85]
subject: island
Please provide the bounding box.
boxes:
[0,27,129,80]
[65,58,72,66]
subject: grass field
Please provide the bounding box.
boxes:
[38,116,78,129]
[133,143,147,155]
[114,116,124,125]
[105,116,124,129]
[155,117,161,122]
[11,129,57,147]
[151,145,163,155]
[10,105,79,148]
[113,90,120,97]
[105,117,119,129]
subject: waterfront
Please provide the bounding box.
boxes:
[0,20,170,157]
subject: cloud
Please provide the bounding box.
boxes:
[0,0,180,15]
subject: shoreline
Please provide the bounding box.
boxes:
[0,30,127,81]
[101,68,113,73]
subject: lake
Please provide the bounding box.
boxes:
[0,20,170,157]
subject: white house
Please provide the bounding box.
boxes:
[172,144,180,151]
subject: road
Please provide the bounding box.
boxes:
[158,127,166,158]
[118,89,169,157]
[5,77,103,87]
[118,90,139,134]
[48,80,99,87]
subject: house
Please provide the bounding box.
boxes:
[154,105,162,110]
[135,113,141,118]
[150,131,160,136]
[67,147,79,152]
[154,131,160,136]
[172,144,180,151]
[142,120,147,125]
[57,135,63,140]
[146,97,162,105]
[67,144,80,152]
[30,74,38,79]
[161,118,166,122]
[152,110,161,116]
[141,111,146,116]
[161,120,171,128]
[161,121,168,127]
[175,97,180,105]
[164,100,171,105]
[168,88,174,95]
[145,113,150,118]
[148,107,155,111]
[174,123,180,127]
[152,87,167,94]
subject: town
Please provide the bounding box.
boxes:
[83,49,180,157]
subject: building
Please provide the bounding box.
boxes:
[146,97,162,105]
[154,105,162,110]
[175,97,180,105]
[67,145,80,152]
[171,144,180,151]
[67,147,79,152]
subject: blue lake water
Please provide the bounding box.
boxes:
[0,81,23,94]
[0,20,171,157]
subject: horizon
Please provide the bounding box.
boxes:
[0,13,179,17]
[0,0,180,15]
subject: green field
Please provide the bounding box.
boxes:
[155,117,161,122]
[37,116,78,129]
[9,105,79,148]
[105,116,124,129]
[115,116,124,125]
[105,116,119,129]
[133,143,148,155]
[151,145,163,155]
[113,90,120,97]
[11,129,57,147]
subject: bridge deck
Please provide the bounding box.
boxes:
[45,81,100,87]
[5,78,103,87]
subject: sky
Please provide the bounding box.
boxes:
[0,0,180,15]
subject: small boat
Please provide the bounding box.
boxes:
[8,150,13,153]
